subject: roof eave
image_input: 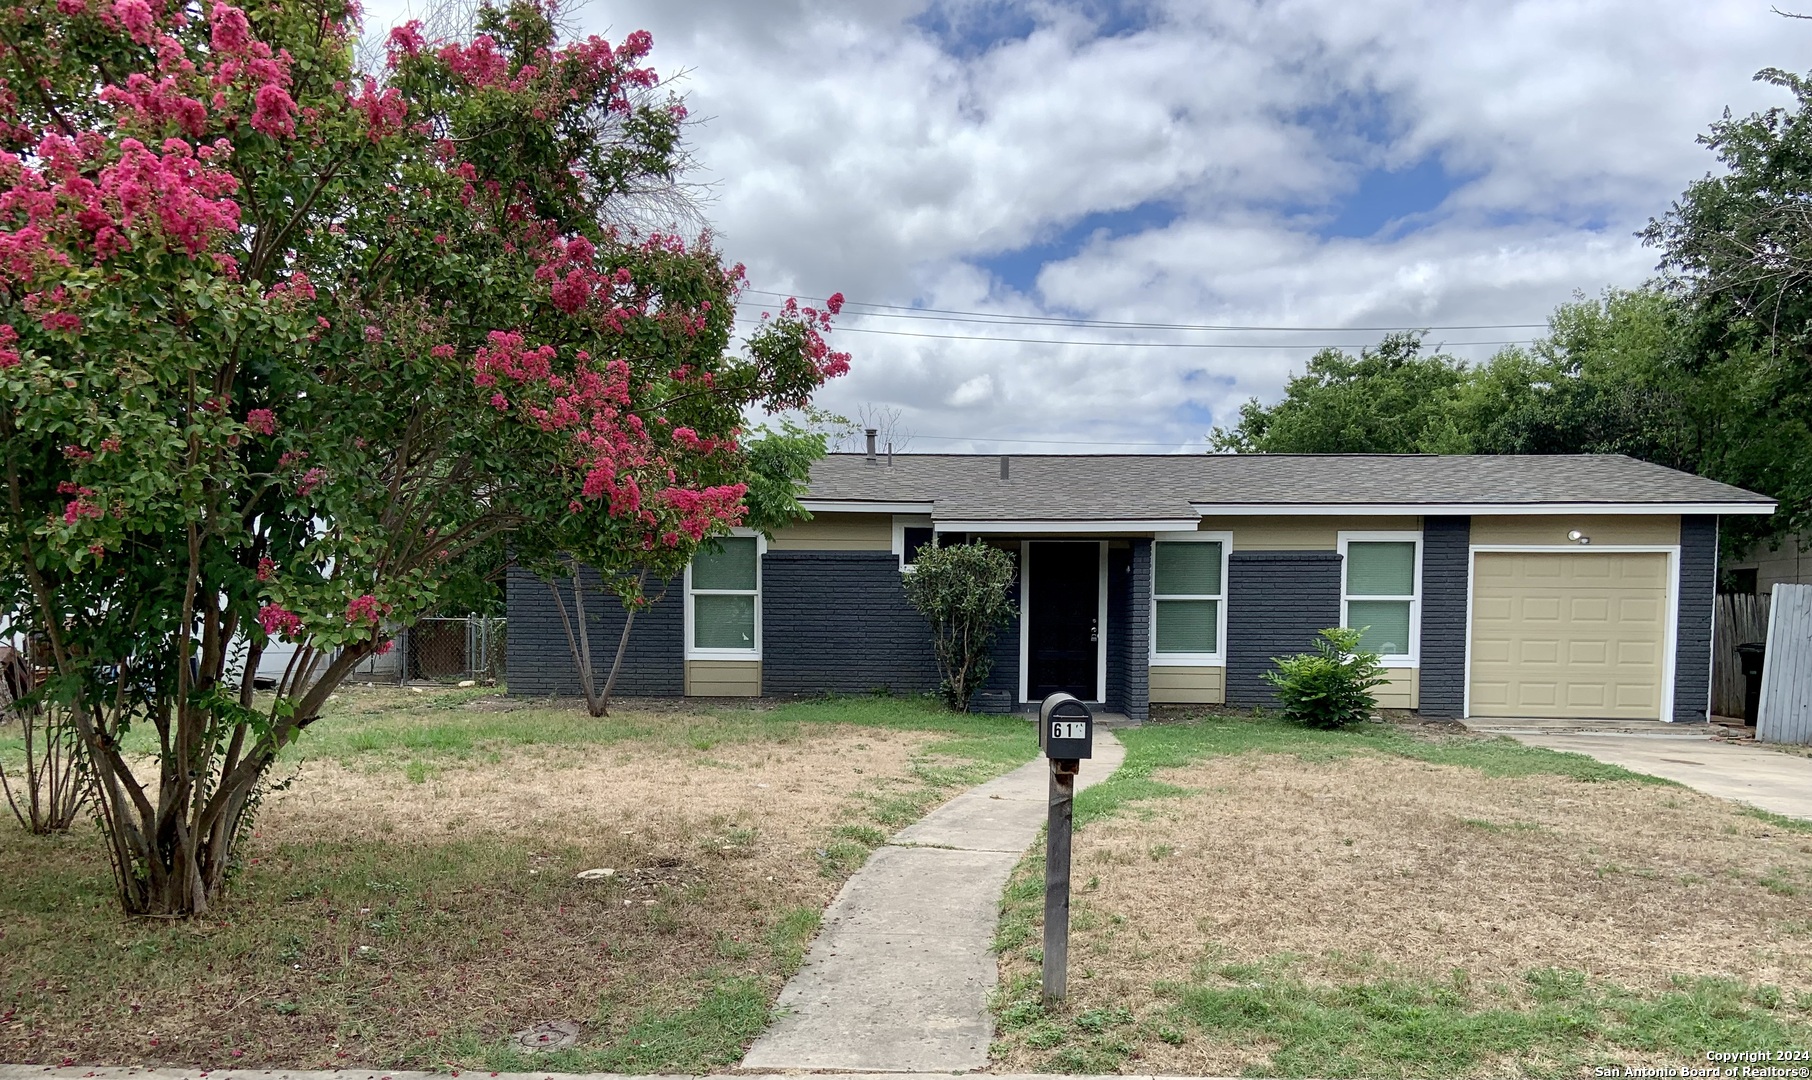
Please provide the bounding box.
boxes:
[1190,501,1780,516]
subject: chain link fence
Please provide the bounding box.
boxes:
[396,616,506,683]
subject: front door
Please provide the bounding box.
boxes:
[1027,542,1101,701]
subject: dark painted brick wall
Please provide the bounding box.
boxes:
[1675,515,1717,723]
[1419,516,1470,717]
[762,551,940,696]
[1122,539,1151,720]
[1226,551,1343,707]
[505,563,683,697]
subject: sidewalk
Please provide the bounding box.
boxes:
[740,734,1127,1074]
[1464,720,1812,820]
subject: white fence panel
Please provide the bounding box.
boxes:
[1757,583,1812,745]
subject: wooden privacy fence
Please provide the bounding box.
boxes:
[1758,583,1812,745]
[1712,592,1771,719]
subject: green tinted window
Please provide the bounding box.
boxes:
[1154,542,1222,596]
[693,594,756,650]
[692,537,757,591]
[1347,600,1411,656]
[1345,541,1415,597]
[1155,599,1219,654]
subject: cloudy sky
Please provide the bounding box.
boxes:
[377,0,1799,452]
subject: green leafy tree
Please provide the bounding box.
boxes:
[1209,333,1471,454]
[1263,627,1386,729]
[0,0,845,915]
[902,541,1017,712]
[1644,66,1812,542]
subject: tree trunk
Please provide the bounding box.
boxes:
[596,570,652,716]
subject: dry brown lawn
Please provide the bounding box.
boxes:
[994,727,1812,1077]
[1,688,1022,1071]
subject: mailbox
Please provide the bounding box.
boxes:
[1039,692,1093,761]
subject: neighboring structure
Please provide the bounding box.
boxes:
[506,453,1775,723]
[1722,531,1811,595]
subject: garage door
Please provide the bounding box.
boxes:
[1469,551,1669,720]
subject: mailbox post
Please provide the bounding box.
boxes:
[1038,692,1093,1006]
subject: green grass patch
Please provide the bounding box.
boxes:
[1744,806,1812,833]
[1163,961,1812,1079]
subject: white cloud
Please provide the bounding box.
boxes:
[362,0,1797,450]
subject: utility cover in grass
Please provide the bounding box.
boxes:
[510,1020,582,1053]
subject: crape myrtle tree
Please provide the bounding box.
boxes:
[0,0,848,915]
[520,417,831,718]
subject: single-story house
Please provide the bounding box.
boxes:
[506,452,1774,722]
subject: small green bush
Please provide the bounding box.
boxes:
[901,540,1017,712]
[1264,627,1387,729]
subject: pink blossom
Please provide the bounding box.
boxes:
[208,2,252,54]
[250,83,297,138]
[111,0,155,42]
[245,408,276,435]
[41,311,81,334]
[345,593,387,625]
[826,292,845,315]
[258,603,303,639]
[256,556,275,581]
[385,20,425,64]
[296,466,326,495]
[363,324,383,343]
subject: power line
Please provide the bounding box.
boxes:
[736,319,1534,350]
[740,288,1550,333]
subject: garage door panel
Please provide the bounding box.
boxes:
[1569,597,1610,622]
[1470,551,1668,720]
[1518,640,1559,664]
[1567,640,1607,665]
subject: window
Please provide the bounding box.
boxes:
[1721,567,1759,595]
[1339,533,1420,663]
[1150,535,1228,663]
[903,527,936,566]
[892,515,938,570]
[687,535,760,656]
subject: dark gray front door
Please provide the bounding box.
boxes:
[1027,542,1099,701]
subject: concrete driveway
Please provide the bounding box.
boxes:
[1462,719,1812,821]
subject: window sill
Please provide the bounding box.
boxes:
[1150,655,1225,667]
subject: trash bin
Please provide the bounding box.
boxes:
[1736,642,1767,725]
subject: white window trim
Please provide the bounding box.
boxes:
[1338,531,1422,667]
[683,528,764,660]
[891,514,935,572]
[1149,531,1232,667]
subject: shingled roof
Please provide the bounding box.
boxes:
[801,454,1775,525]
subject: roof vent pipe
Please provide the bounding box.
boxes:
[1000,455,1009,481]
[887,440,894,467]
[865,428,877,464]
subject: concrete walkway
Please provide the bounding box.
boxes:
[1464,720,1812,821]
[740,732,1126,1074]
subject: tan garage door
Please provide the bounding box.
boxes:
[1469,551,1669,720]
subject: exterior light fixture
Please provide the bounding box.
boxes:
[1567,530,1591,545]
